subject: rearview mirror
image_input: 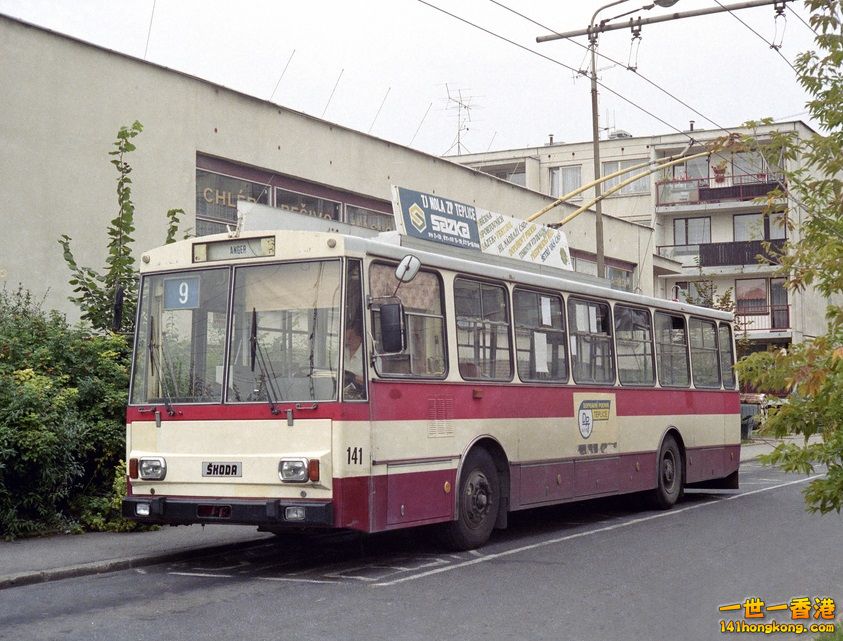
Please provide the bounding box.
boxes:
[394,255,421,284]
[379,302,405,354]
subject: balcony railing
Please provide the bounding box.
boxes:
[657,239,784,267]
[656,173,785,207]
[736,305,791,332]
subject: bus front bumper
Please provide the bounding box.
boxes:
[122,497,333,527]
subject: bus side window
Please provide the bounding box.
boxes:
[513,288,567,382]
[567,297,615,385]
[454,278,513,381]
[718,323,736,389]
[369,263,447,378]
[614,305,655,386]
[689,317,721,388]
[654,312,690,387]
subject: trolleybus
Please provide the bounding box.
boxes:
[123,225,740,549]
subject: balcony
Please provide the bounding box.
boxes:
[656,173,784,207]
[657,239,784,268]
[736,305,790,333]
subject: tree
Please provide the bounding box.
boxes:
[59,121,184,334]
[735,0,843,513]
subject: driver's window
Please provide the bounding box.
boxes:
[343,260,367,400]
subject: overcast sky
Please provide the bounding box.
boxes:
[0,0,817,156]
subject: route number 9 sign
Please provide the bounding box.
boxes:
[164,275,200,310]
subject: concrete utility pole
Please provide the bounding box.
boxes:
[536,0,794,280]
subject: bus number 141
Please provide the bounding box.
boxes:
[346,447,364,465]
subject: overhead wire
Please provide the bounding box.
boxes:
[712,0,799,73]
[417,0,695,142]
[785,3,818,35]
[488,0,734,134]
[417,0,806,215]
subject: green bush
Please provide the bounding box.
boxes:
[0,286,135,538]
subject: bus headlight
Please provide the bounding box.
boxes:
[278,458,308,482]
[139,457,167,480]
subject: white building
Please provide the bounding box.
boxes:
[453,121,831,350]
[0,14,656,322]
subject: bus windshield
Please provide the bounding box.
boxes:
[131,268,231,405]
[227,260,342,403]
[130,260,343,406]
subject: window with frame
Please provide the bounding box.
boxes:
[454,279,512,380]
[275,187,341,221]
[346,204,395,232]
[614,305,655,386]
[735,278,768,315]
[567,298,615,385]
[673,217,711,246]
[654,312,690,387]
[607,265,634,292]
[718,323,736,390]
[733,212,787,242]
[602,159,650,195]
[196,170,269,236]
[369,263,446,377]
[513,289,567,382]
[572,256,598,277]
[550,165,582,198]
[689,317,721,389]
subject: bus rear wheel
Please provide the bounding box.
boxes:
[651,435,683,509]
[441,448,499,550]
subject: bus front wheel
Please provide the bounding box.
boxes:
[441,448,499,550]
[651,435,683,509]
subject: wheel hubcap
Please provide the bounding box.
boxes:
[662,451,676,490]
[464,470,491,528]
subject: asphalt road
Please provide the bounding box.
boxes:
[1,461,840,641]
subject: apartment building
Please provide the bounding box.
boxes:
[454,121,830,349]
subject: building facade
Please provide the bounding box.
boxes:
[454,122,831,349]
[0,14,655,322]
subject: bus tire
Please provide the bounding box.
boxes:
[441,447,500,550]
[651,435,683,509]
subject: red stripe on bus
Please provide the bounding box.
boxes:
[126,384,738,423]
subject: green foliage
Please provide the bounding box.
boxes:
[60,120,143,334]
[736,0,843,514]
[165,208,185,245]
[0,287,133,538]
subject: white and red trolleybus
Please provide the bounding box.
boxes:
[123,226,740,549]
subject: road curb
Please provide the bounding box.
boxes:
[0,537,273,591]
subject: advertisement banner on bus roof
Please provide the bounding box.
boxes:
[392,186,482,250]
[392,186,571,270]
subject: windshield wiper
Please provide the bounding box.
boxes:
[250,308,281,415]
[148,318,176,416]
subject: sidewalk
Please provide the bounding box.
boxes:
[0,435,821,590]
[0,524,274,589]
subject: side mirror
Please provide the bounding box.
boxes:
[394,255,421,285]
[379,302,405,353]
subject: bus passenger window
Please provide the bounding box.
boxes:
[614,305,655,386]
[369,263,446,378]
[454,278,512,380]
[654,312,690,387]
[718,323,736,390]
[513,289,567,382]
[567,298,615,385]
[690,317,721,388]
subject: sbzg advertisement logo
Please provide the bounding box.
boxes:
[431,214,471,239]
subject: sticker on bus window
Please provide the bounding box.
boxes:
[164,276,200,310]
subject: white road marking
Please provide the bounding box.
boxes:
[169,571,233,578]
[371,475,823,588]
[258,576,341,585]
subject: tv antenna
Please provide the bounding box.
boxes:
[443,84,475,155]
